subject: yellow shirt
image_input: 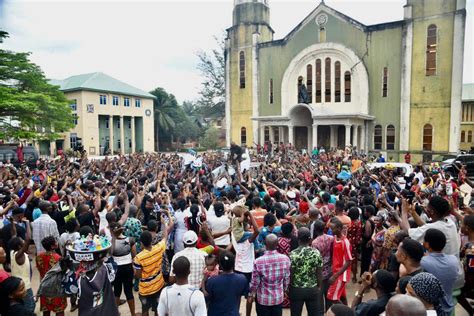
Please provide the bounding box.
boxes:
[133,240,165,296]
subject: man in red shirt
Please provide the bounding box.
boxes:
[327,217,353,306]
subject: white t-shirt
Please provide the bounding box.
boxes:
[207,215,231,246]
[409,217,461,258]
[231,234,254,273]
[158,284,207,316]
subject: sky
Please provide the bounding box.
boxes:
[0,0,472,104]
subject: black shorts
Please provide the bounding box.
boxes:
[139,289,161,313]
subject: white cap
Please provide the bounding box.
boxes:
[183,231,198,245]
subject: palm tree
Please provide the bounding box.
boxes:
[150,87,178,151]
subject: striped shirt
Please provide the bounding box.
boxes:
[249,250,291,306]
[133,240,166,296]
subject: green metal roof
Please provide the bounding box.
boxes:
[463,83,474,101]
[49,72,156,99]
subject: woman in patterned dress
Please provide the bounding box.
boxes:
[369,216,386,272]
[36,236,67,316]
[347,207,362,283]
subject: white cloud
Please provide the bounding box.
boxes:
[1,0,472,103]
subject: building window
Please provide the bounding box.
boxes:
[335,61,341,102]
[325,57,331,102]
[216,120,222,127]
[274,128,280,143]
[316,59,321,103]
[70,133,78,149]
[461,131,466,142]
[306,64,313,103]
[100,95,107,105]
[72,114,78,126]
[344,71,351,102]
[319,27,326,42]
[269,79,274,104]
[117,120,120,129]
[382,67,388,97]
[264,126,270,142]
[462,103,474,122]
[128,138,132,148]
[240,127,247,145]
[128,118,132,129]
[117,139,121,149]
[374,125,382,150]
[469,131,473,143]
[426,24,437,76]
[239,51,245,89]
[70,99,77,111]
[423,124,433,151]
[112,96,119,106]
[105,119,109,129]
[386,125,395,150]
[124,97,130,107]
[135,99,141,108]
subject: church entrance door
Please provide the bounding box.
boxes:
[295,127,308,150]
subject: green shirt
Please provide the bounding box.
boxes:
[289,246,323,288]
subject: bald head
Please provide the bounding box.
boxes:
[265,233,278,251]
[386,294,426,316]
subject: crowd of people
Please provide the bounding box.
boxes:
[0,143,472,316]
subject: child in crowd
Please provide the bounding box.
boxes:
[201,254,219,296]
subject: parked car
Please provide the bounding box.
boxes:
[442,154,474,180]
[0,145,39,168]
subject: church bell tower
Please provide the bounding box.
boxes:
[225,0,274,147]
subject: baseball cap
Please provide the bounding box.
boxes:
[183,230,198,245]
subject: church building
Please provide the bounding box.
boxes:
[225,0,467,161]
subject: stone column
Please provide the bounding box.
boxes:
[269,126,275,144]
[279,127,283,144]
[260,125,265,145]
[345,124,351,147]
[131,116,136,153]
[312,124,318,149]
[109,115,114,154]
[50,140,56,157]
[360,122,366,152]
[120,116,125,154]
[353,125,359,149]
[288,125,294,147]
[330,125,338,149]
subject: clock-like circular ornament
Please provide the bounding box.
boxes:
[145,109,152,117]
[316,13,328,26]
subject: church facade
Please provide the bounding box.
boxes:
[225,0,467,161]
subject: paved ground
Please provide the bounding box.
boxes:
[29,254,469,316]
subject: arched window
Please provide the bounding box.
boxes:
[335,61,341,102]
[386,125,395,150]
[306,65,313,103]
[374,125,383,150]
[469,131,473,143]
[316,59,322,103]
[240,127,247,145]
[264,126,270,142]
[426,24,437,76]
[239,51,246,88]
[461,131,466,143]
[423,124,433,151]
[325,57,331,102]
[344,71,351,102]
[269,79,273,104]
[382,67,388,97]
[319,27,326,42]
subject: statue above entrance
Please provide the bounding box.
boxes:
[297,77,310,104]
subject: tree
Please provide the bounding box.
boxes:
[196,35,225,118]
[200,127,220,149]
[150,87,179,150]
[0,31,73,140]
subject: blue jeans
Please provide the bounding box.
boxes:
[24,288,35,313]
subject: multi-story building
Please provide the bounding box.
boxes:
[460,83,474,152]
[46,72,155,155]
[225,0,467,161]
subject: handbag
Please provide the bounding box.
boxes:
[37,262,66,297]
